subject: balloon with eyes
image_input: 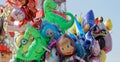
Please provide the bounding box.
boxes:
[56,34,77,62]
[40,21,61,41]
[16,26,48,62]
[43,0,74,33]
[68,17,85,58]
[68,33,85,59]
[92,17,108,49]
[15,34,33,62]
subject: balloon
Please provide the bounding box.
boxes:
[99,50,106,62]
[103,32,112,53]
[41,21,61,40]
[69,22,76,35]
[74,18,85,36]
[43,0,74,33]
[98,37,106,49]
[15,34,33,53]
[91,40,100,56]
[11,7,25,21]
[78,17,82,24]
[104,18,112,31]
[16,26,47,62]
[90,57,101,62]
[56,34,76,56]
[45,40,60,62]
[82,10,95,33]
[68,33,85,58]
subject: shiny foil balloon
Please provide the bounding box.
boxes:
[82,10,95,33]
[11,7,25,21]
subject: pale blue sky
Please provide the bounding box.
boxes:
[0,0,120,62]
[66,0,120,62]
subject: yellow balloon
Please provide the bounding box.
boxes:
[104,18,112,31]
[99,50,106,62]
[69,22,77,34]
[78,17,82,24]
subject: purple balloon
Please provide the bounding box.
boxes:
[103,32,112,53]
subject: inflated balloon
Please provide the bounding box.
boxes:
[15,34,33,53]
[75,17,85,37]
[41,21,61,40]
[92,24,106,38]
[104,18,112,31]
[99,50,106,62]
[16,26,47,62]
[82,10,95,33]
[43,0,74,33]
[85,28,94,49]
[68,33,85,58]
[91,40,100,56]
[97,37,105,49]
[11,7,25,21]
[103,32,112,53]
[78,17,82,24]
[90,57,101,62]
[52,10,67,19]
[69,22,76,35]
[45,40,59,62]
[56,34,76,56]
[30,18,42,29]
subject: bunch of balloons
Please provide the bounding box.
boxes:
[0,0,113,62]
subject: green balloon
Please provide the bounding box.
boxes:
[16,26,47,62]
[43,0,74,33]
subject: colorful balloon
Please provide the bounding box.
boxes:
[82,10,95,33]
[104,18,112,31]
[99,50,106,62]
[103,32,112,53]
[43,0,74,33]
[11,7,25,21]
[41,21,61,40]
[16,26,47,62]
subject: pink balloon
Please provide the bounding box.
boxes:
[91,40,100,56]
[103,32,112,53]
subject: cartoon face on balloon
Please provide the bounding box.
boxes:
[56,34,76,56]
[11,7,25,21]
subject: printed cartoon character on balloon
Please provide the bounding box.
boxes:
[40,21,62,41]
[56,34,82,62]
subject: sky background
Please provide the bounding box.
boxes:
[0,0,120,62]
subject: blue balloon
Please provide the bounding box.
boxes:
[68,33,85,58]
[41,21,61,40]
[74,17,85,37]
[82,10,95,28]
